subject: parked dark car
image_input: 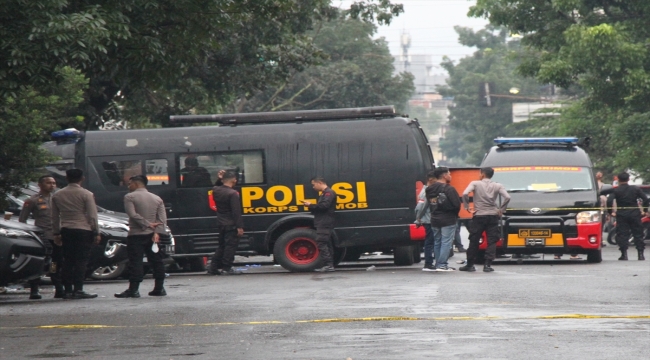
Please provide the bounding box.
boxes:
[0,219,49,286]
[5,183,175,280]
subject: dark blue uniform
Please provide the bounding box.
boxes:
[308,188,337,267]
[210,185,244,272]
[602,184,648,256]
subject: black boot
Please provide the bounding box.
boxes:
[29,283,42,300]
[62,285,74,299]
[221,268,244,275]
[638,250,645,261]
[483,260,494,272]
[53,285,65,299]
[72,290,98,299]
[207,255,221,275]
[149,279,166,296]
[459,263,476,272]
[314,265,335,273]
[619,250,628,261]
[206,268,222,276]
[115,282,140,298]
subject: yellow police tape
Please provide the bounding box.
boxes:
[504,207,644,211]
[2,314,647,330]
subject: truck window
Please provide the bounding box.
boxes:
[178,151,265,187]
[145,159,169,186]
[99,160,143,187]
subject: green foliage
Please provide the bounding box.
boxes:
[437,26,547,165]
[0,1,406,206]
[230,15,414,113]
[470,0,650,181]
[0,67,87,208]
[409,106,443,141]
[1,1,404,129]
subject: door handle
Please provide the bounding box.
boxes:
[164,203,173,213]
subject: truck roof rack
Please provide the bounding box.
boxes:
[494,137,579,148]
[169,106,397,125]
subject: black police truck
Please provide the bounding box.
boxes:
[71,106,433,271]
[476,137,602,263]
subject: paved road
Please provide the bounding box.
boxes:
[1,244,649,360]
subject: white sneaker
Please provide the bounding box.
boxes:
[422,266,436,272]
[435,266,455,272]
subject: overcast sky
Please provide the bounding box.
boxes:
[337,0,488,73]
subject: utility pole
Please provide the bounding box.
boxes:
[479,82,495,106]
[400,31,411,72]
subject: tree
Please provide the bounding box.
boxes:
[1,0,404,129]
[231,15,414,113]
[0,1,404,203]
[437,26,546,165]
[0,67,87,209]
[408,105,443,141]
[470,0,650,180]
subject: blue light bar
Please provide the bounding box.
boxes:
[494,137,578,145]
[51,128,81,139]
[51,128,82,144]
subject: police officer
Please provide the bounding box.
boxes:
[460,167,510,272]
[415,171,437,271]
[51,169,100,299]
[302,177,338,272]
[115,175,168,298]
[207,170,244,275]
[601,172,648,261]
[19,175,63,299]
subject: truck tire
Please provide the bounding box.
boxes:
[607,229,635,245]
[606,230,617,245]
[89,261,127,280]
[413,244,422,264]
[587,249,602,263]
[394,245,415,266]
[273,228,322,272]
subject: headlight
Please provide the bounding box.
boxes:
[576,211,600,224]
[98,220,129,232]
[0,228,35,238]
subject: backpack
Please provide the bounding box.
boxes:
[426,184,455,213]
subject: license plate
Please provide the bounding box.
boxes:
[526,238,545,246]
[519,229,551,238]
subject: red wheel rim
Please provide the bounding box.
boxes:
[285,237,319,265]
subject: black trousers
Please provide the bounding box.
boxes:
[616,214,645,251]
[60,228,94,292]
[211,226,240,270]
[467,215,500,264]
[30,239,63,291]
[47,239,63,287]
[316,228,334,267]
[127,234,166,283]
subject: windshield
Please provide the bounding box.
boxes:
[491,166,594,192]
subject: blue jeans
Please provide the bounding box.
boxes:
[454,222,464,249]
[423,224,434,266]
[432,224,456,268]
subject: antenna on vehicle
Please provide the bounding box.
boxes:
[169,106,397,125]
